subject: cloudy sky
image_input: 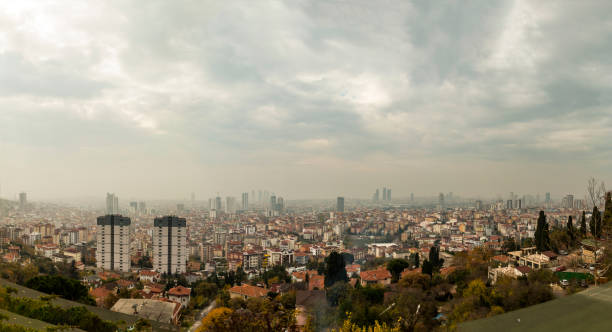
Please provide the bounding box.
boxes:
[1,0,611,201]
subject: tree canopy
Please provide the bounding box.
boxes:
[324,252,348,287]
[534,211,550,252]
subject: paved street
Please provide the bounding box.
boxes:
[187,300,216,332]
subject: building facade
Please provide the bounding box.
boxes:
[96,215,131,272]
[153,216,187,274]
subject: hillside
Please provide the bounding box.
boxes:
[0,279,176,332]
[459,282,612,332]
[0,308,84,331]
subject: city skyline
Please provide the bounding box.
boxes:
[0,1,611,200]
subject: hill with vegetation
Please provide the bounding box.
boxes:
[0,279,174,332]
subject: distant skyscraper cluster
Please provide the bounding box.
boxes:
[372,187,392,202]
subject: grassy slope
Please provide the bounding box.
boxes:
[0,279,176,332]
[459,282,612,332]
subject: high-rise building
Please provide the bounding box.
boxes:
[106,193,119,214]
[277,197,284,212]
[215,196,222,211]
[337,197,345,213]
[410,193,414,202]
[242,193,249,210]
[438,193,445,211]
[96,215,131,272]
[562,194,574,209]
[545,192,551,203]
[383,188,388,201]
[373,189,380,202]
[153,216,187,274]
[225,197,236,213]
[139,202,146,214]
[506,200,513,210]
[270,196,277,210]
[19,192,27,210]
[517,199,522,209]
[129,202,138,214]
[387,189,392,201]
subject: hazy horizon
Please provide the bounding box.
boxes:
[1,1,611,201]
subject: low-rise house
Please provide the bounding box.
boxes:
[308,275,325,290]
[360,268,392,286]
[139,270,160,283]
[228,284,268,300]
[167,286,191,308]
[346,264,361,277]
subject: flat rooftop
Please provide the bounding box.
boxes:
[111,299,178,324]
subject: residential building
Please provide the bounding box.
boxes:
[96,215,131,272]
[153,216,187,274]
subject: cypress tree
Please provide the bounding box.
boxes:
[604,192,612,230]
[580,211,587,237]
[592,206,602,238]
[535,211,550,252]
[567,215,574,243]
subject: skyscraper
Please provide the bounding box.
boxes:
[383,188,388,201]
[215,196,222,211]
[106,193,119,214]
[438,193,445,211]
[242,192,249,210]
[337,197,345,213]
[545,192,551,203]
[373,189,380,202]
[96,215,131,272]
[270,195,277,211]
[18,192,27,210]
[506,200,513,210]
[387,189,392,201]
[153,216,187,274]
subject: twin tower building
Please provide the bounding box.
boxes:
[96,215,187,274]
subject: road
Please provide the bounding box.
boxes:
[187,300,216,332]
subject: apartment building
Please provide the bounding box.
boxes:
[153,216,187,274]
[96,215,131,272]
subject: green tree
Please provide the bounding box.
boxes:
[591,206,602,238]
[567,216,575,243]
[580,211,587,237]
[323,252,348,287]
[603,192,612,230]
[502,238,519,252]
[386,259,410,283]
[428,246,444,272]
[421,260,433,276]
[534,211,550,252]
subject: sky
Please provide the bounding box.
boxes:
[0,0,611,201]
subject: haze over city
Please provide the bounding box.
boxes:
[1,1,611,201]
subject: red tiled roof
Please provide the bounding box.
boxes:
[492,255,510,263]
[139,270,158,276]
[168,285,191,296]
[229,284,267,298]
[360,268,392,282]
[90,287,111,299]
[516,266,532,274]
